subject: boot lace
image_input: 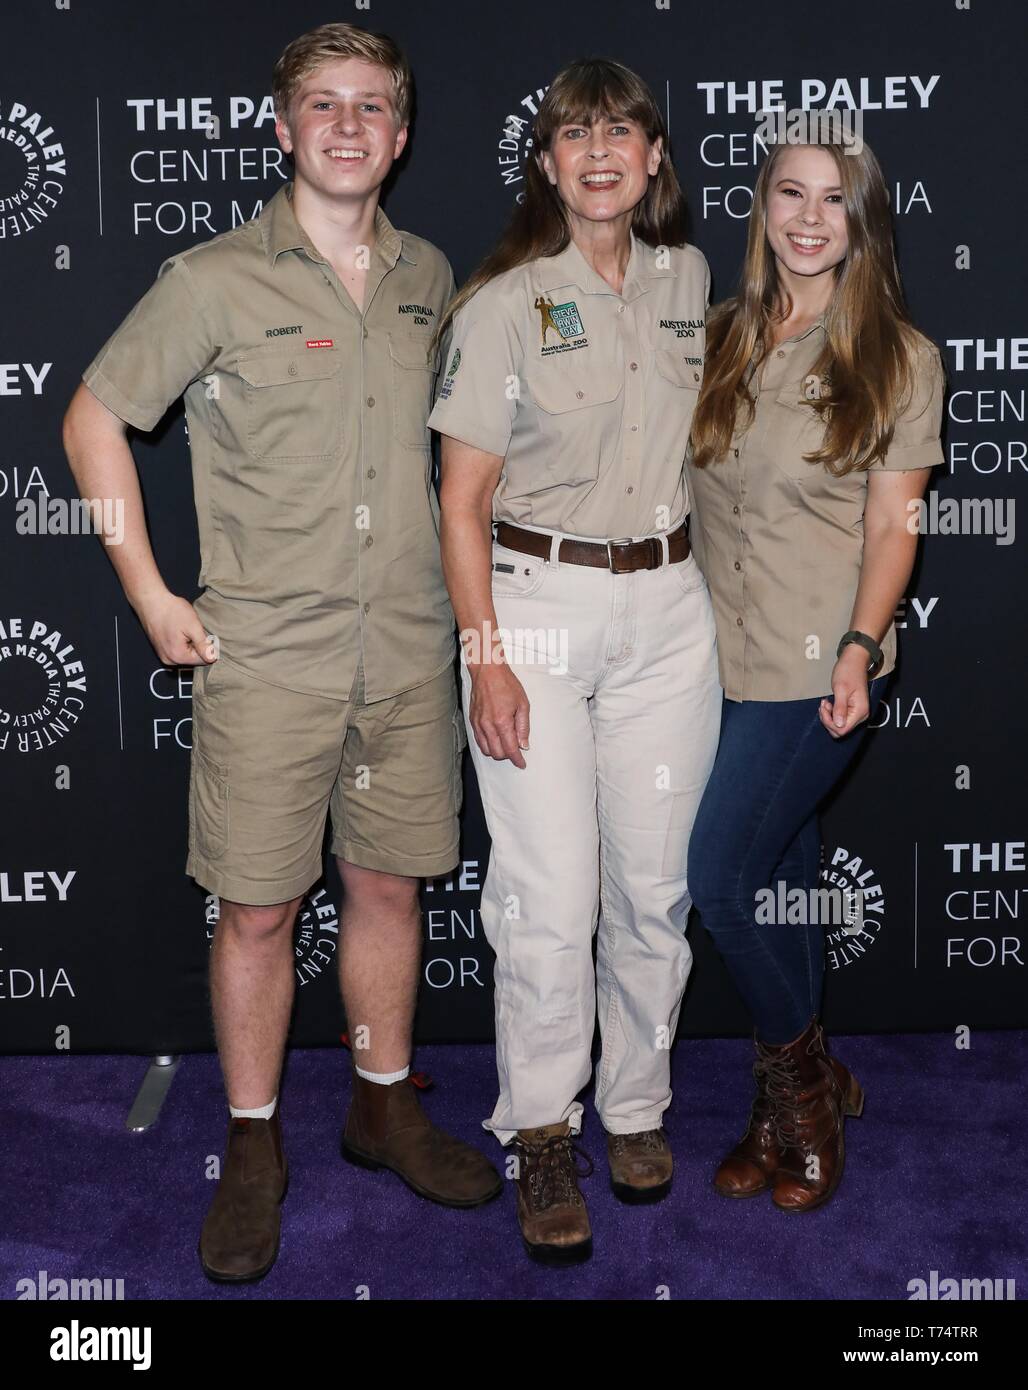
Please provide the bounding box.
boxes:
[763,1037,833,1149]
[763,1051,807,1147]
[521,1134,594,1212]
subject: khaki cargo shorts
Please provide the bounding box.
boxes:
[186,656,466,905]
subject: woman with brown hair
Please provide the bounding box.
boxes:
[428,59,721,1263]
[686,133,945,1212]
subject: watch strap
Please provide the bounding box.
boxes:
[837,630,883,670]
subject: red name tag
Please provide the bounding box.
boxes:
[306,338,334,349]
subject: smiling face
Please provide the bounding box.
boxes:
[765,144,849,282]
[539,114,662,232]
[276,56,407,203]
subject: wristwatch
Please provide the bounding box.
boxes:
[837,630,883,671]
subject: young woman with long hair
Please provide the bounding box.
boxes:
[686,134,945,1212]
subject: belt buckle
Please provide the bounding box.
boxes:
[605,536,635,575]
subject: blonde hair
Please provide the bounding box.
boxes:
[691,136,938,476]
[272,23,412,128]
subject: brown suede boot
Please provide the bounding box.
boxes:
[607,1129,673,1203]
[767,1019,865,1213]
[198,1110,288,1283]
[713,1035,783,1198]
[341,1068,501,1207]
[513,1122,593,1265]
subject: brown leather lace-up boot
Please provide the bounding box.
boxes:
[713,1035,783,1198]
[341,1068,502,1207]
[766,1018,865,1213]
[199,1110,288,1283]
[513,1121,594,1264]
[607,1128,673,1203]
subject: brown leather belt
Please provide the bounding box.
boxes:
[494,519,690,574]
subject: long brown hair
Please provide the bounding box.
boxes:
[690,137,936,476]
[435,58,687,346]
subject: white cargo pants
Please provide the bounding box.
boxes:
[460,529,722,1143]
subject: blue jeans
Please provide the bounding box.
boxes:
[687,676,888,1044]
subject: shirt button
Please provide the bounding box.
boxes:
[732,505,740,514]
[733,448,739,458]
[776,350,786,359]
[366,395,375,407]
[617,305,626,315]
[367,468,376,479]
[362,328,369,340]
[630,424,638,432]
[626,486,634,494]
[734,561,742,571]
[629,362,638,371]
[287,363,297,376]
[693,371,700,382]
[576,390,585,399]
[736,617,744,627]
[363,602,371,614]
[365,536,374,547]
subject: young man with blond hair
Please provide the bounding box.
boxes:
[63,23,499,1284]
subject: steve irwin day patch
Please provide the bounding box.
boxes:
[536,295,588,355]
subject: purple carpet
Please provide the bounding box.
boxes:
[3,1033,1025,1300]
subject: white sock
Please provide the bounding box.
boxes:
[354,1064,410,1085]
[229,1095,277,1119]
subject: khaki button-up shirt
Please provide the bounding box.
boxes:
[82,181,456,702]
[427,234,708,538]
[687,315,945,701]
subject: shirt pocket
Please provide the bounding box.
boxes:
[237,349,342,461]
[655,347,703,432]
[655,347,703,391]
[767,380,829,483]
[524,363,623,485]
[389,331,440,450]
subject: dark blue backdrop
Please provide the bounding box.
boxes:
[1,0,1025,1052]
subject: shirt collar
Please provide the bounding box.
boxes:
[788,310,828,344]
[745,310,827,383]
[260,181,417,268]
[529,230,675,301]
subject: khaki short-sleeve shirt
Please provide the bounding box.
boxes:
[82,181,456,702]
[687,316,945,701]
[427,234,709,538]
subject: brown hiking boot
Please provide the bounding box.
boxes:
[767,1019,865,1213]
[607,1128,673,1203]
[198,1110,288,1283]
[513,1122,593,1265]
[341,1068,501,1207]
[714,1034,784,1198]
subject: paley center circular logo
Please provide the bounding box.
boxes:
[0,101,67,240]
[497,86,548,202]
[204,888,339,986]
[820,843,886,969]
[0,618,87,754]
